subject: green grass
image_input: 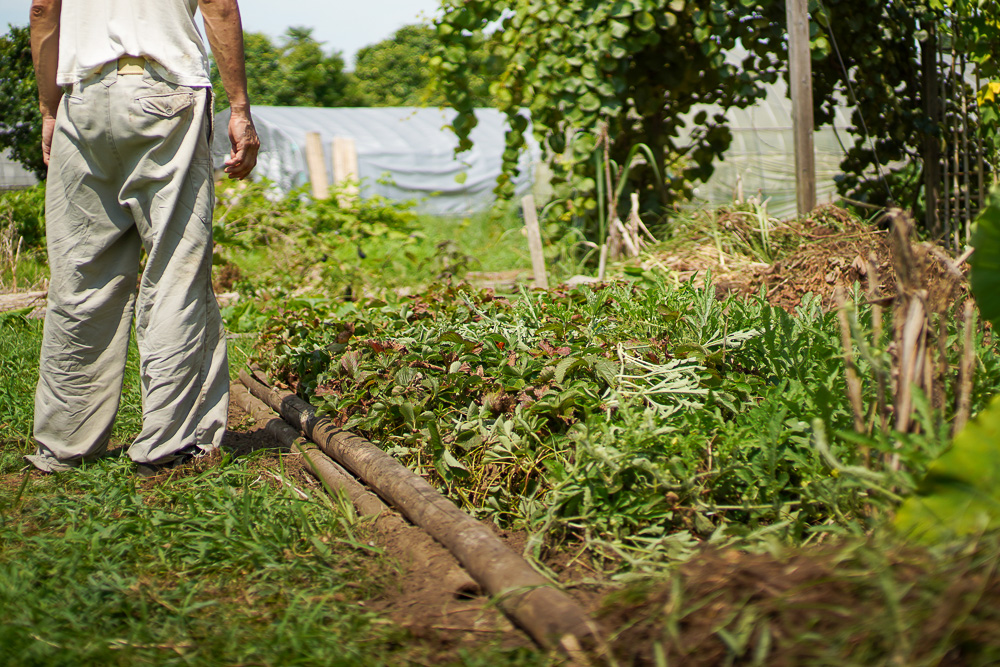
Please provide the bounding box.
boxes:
[0,318,548,666]
[0,458,402,666]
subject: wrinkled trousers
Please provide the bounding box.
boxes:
[27,60,228,472]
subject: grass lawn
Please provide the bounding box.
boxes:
[0,319,546,666]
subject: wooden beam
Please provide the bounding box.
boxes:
[787,0,816,215]
[521,195,549,289]
[305,131,329,200]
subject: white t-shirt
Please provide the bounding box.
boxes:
[57,0,211,87]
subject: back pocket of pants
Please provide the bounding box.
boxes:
[137,93,194,118]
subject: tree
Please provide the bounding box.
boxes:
[212,27,361,110]
[0,25,45,180]
[353,24,494,108]
[432,0,786,234]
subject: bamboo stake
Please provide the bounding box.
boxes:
[332,136,360,208]
[954,300,976,436]
[949,34,961,250]
[867,254,888,433]
[942,43,953,250]
[602,126,623,259]
[305,132,329,201]
[895,296,927,435]
[976,66,986,210]
[960,51,972,244]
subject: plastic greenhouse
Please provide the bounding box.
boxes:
[212,106,539,216]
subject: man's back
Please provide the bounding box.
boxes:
[57,0,210,87]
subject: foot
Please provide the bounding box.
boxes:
[134,446,202,478]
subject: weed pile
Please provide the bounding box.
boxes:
[254,268,1000,573]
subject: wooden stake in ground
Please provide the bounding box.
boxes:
[332,136,360,208]
[305,131,329,201]
[786,0,816,215]
[954,300,976,436]
[521,195,549,290]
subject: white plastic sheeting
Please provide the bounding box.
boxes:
[685,79,855,219]
[213,106,539,215]
[0,149,38,190]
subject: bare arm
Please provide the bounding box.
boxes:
[30,0,61,166]
[199,0,259,179]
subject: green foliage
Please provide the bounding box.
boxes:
[212,180,422,298]
[211,181,534,308]
[353,24,494,107]
[0,24,45,180]
[254,272,996,571]
[0,182,46,249]
[212,28,361,110]
[0,458,401,665]
[808,0,1000,213]
[0,291,547,666]
[432,0,786,217]
[895,395,1000,542]
[971,188,1000,327]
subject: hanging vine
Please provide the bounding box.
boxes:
[431,0,787,235]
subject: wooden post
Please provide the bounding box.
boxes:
[332,136,360,208]
[521,194,549,290]
[305,131,329,200]
[786,0,816,215]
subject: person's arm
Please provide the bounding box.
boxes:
[30,0,62,166]
[199,0,259,180]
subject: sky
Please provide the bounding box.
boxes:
[0,0,443,66]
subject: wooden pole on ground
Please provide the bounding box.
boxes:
[332,136,360,208]
[238,369,599,651]
[229,383,481,598]
[305,131,329,200]
[521,194,549,289]
[787,0,816,216]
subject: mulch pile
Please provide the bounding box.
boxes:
[641,205,968,312]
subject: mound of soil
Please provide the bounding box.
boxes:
[642,205,968,312]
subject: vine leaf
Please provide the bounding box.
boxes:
[971,188,1000,329]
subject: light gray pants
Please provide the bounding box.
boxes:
[27,60,228,472]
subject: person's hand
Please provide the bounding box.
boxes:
[41,114,56,166]
[224,108,259,180]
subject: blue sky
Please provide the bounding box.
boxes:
[0,0,443,66]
